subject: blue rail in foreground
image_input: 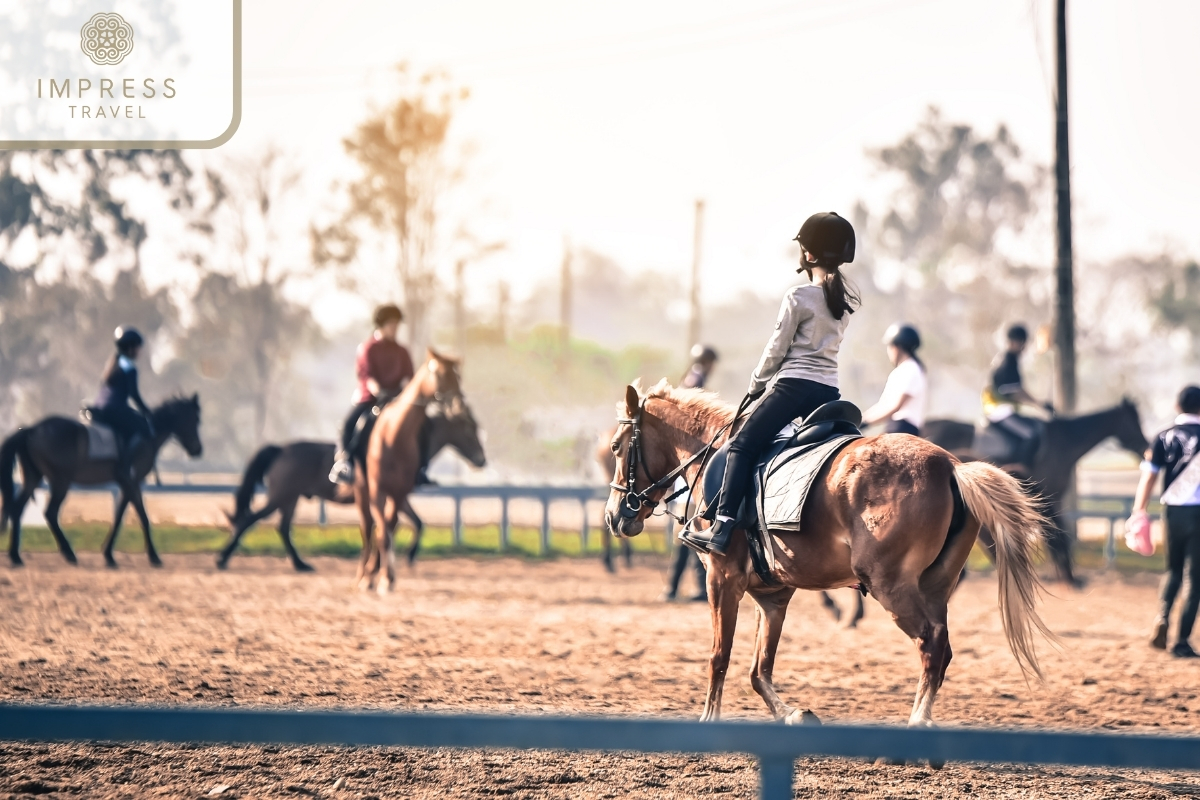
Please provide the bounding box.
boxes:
[1,704,1198,800]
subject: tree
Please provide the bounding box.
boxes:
[854,107,1053,410]
[175,147,323,450]
[313,66,468,352]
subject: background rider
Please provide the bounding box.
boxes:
[982,323,1053,466]
[92,327,153,480]
[861,323,927,436]
[330,304,415,484]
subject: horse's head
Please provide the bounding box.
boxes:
[426,348,464,399]
[155,394,203,458]
[1115,396,1149,456]
[604,383,688,538]
[428,394,487,469]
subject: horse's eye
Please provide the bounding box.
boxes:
[610,441,620,453]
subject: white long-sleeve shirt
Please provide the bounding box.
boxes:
[748,283,848,395]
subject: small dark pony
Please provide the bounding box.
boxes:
[1,395,203,567]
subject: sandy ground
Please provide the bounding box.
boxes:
[1,553,1199,798]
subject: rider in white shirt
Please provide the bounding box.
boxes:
[862,323,927,435]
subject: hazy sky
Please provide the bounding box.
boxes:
[227,0,1200,316]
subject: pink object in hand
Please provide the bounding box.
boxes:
[1125,512,1155,557]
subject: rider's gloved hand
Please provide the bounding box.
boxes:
[746,385,765,401]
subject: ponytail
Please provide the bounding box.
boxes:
[820,268,860,320]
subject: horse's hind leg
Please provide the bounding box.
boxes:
[876,586,951,729]
[43,481,77,565]
[748,587,818,724]
[8,463,41,567]
[401,499,423,567]
[217,501,278,569]
[601,527,615,573]
[278,505,313,572]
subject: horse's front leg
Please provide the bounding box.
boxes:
[355,478,375,590]
[128,487,161,567]
[102,492,131,568]
[748,587,817,724]
[401,498,423,566]
[699,550,747,722]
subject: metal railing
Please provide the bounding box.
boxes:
[25,480,1152,561]
[1,703,1197,800]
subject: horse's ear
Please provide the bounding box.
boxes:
[191,392,199,407]
[624,385,640,417]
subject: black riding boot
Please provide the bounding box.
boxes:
[681,518,735,556]
[116,434,143,484]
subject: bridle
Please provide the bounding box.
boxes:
[610,394,751,523]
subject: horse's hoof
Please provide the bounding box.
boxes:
[603,559,616,575]
[874,756,905,766]
[149,558,164,569]
[928,759,946,771]
[215,558,229,571]
[104,558,119,569]
[293,560,315,573]
[785,709,821,726]
[9,554,23,568]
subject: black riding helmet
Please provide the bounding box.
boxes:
[114,326,144,353]
[884,323,921,355]
[794,212,855,268]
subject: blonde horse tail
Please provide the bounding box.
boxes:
[953,460,1054,681]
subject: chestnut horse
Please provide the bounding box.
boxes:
[358,350,482,593]
[604,381,1050,727]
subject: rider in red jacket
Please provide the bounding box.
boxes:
[330,304,414,484]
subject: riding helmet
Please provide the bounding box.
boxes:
[114,326,144,351]
[1006,323,1029,342]
[689,344,719,363]
[794,212,855,267]
[883,323,920,354]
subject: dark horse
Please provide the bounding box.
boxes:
[218,401,487,572]
[924,400,1147,586]
[1,395,204,567]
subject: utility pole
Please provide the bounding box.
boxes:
[454,259,467,358]
[1053,0,1077,413]
[687,199,705,351]
[497,281,510,344]
[559,237,572,355]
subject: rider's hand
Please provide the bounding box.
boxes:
[746,386,765,401]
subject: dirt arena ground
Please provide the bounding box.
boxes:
[2,553,1199,798]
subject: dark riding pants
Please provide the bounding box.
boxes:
[715,377,840,519]
[886,419,921,436]
[667,537,707,597]
[93,404,151,445]
[1160,505,1200,642]
[341,401,376,458]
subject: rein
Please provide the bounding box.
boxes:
[610,393,753,524]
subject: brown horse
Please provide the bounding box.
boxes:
[359,350,480,593]
[604,381,1050,727]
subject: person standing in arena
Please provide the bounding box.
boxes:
[663,345,718,601]
[862,323,927,435]
[1130,385,1200,658]
[329,304,415,485]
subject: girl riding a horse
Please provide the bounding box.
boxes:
[681,211,858,556]
[91,327,154,480]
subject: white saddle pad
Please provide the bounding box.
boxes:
[85,423,119,461]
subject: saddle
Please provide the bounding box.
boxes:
[699,401,863,585]
[78,408,120,461]
[977,416,1045,470]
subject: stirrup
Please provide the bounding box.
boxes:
[680,518,733,556]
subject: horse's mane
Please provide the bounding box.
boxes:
[151,395,199,418]
[620,378,735,441]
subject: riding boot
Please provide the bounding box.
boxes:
[329,452,355,485]
[680,518,734,556]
